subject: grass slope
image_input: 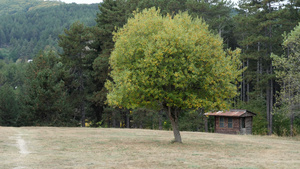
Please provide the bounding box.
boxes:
[1,127,300,168]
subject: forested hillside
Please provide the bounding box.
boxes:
[0,0,300,138]
[0,0,62,15]
[0,0,98,61]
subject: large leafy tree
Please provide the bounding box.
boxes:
[93,0,237,127]
[106,8,243,142]
[272,23,300,136]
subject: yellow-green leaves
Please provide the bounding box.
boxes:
[106,7,242,111]
[272,23,300,113]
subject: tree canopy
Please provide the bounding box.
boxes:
[272,22,300,136]
[22,51,75,126]
[106,8,243,142]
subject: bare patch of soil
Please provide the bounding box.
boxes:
[15,134,31,155]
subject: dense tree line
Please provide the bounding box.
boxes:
[233,0,300,135]
[0,0,300,136]
[0,1,98,61]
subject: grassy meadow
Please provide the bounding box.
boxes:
[1,127,300,168]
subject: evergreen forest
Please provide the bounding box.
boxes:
[0,0,300,137]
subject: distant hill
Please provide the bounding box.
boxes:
[0,0,99,61]
[0,0,63,15]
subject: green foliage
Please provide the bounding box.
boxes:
[272,23,300,108]
[179,109,204,132]
[186,0,235,48]
[23,51,76,126]
[0,48,9,60]
[59,21,92,68]
[106,8,242,111]
[0,2,98,61]
[234,0,300,98]
[0,59,26,126]
[58,21,96,127]
[130,108,159,129]
[127,0,236,49]
[273,106,294,136]
[0,0,62,15]
[234,97,268,135]
[101,107,122,127]
[91,0,132,126]
[1,62,25,88]
[163,119,172,130]
[106,8,243,142]
[95,0,127,54]
[272,22,300,136]
[1,0,299,134]
[233,0,300,135]
[0,84,21,126]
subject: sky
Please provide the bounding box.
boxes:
[60,0,240,5]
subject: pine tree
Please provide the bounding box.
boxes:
[58,21,92,127]
[95,0,127,55]
[0,84,20,126]
[23,51,75,126]
[90,0,129,125]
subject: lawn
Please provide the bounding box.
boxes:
[1,127,300,168]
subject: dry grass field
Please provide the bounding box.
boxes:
[1,127,300,169]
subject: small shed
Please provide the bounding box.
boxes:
[205,109,256,135]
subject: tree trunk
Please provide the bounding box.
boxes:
[204,116,208,132]
[268,2,273,135]
[79,69,85,127]
[266,65,273,135]
[81,101,86,127]
[247,58,250,102]
[158,110,163,130]
[126,110,130,128]
[167,106,182,143]
[270,66,273,135]
[112,111,116,128]
[242,61,246,101]
[139,122,143,129]
[267,89,270,134]
[260,58,263,97]
[290,113,294,137]
[266,70,271,135]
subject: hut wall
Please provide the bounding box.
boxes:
[245,117,252,134]
[215,117,240,134]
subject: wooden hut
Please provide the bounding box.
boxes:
[205,109,256,135]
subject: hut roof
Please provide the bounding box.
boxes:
[205,109,256,117]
